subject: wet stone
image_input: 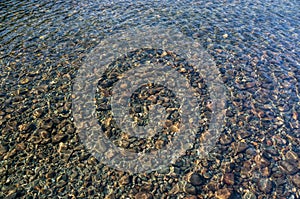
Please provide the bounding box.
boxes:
[215,188,232,199]
[255,155,270,168]
[134,192,153,199]
[235,142,249,153]
[243,191,257,199]
[223,173,234,185]
[20,77,30,84]
[189,173,205,186]
[261,167,270,177]
[119,175,131,185]
[279,160,298,175]
[257,178,273,194]
[291,174,300,188]
[219,134,233,145]
[184,183,197,195]
[285,150,299,161]
[0,143,8,156]
[52,133,68,144]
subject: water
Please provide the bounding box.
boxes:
[0,0,299,198]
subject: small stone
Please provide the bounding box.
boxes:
[261,167,270,177]
[18,123,30,132]
[119,175,130,185]
[120,83,127,89]
[170,125,179,132]
[223,34,228,39]
[134,192,153,199]
[20,77,30,84]
[215,188,231,199]
[184,183,197,195]
[58,142,67,153]
[285,150,299,161]
[189,173,205,186]
[161,51,168,57]
[280,160,298,175]
[257,178,272,193]
[219,134,232,145]
[254,155,270,168]
[0,143,8,156]
[52,133,67,144]
[223,173,234,185]
[243,191,257,199]
[291,174,300,188]
[165,120,172,127]
[33,108,44,118]
[87,156,98,165]
[16,143,26,151]
[245,81,256,88]
[39,130,50,139]
[46,170,55,179]
[235,142,249,153]
[155,139,164,149]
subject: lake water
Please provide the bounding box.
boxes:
[0,0,299,198]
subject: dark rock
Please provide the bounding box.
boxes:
[184,183,197,195]
[189,173,205,186]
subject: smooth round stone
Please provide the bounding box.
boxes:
[189,173,205,186]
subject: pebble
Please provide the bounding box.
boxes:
[285,150,299,161]
[58,142,67,153]
[15,143,26,151]
[254,155,270,168]
[52,133,68,144]
[291,174,300,188]
[243,191,257,199]
[215,188,231,199]
[119,175,130,185]
[261,167,270,177]
[235,142,249,153]
[134,192,153,199]
[257,178,273,194]
[219,134,233,145]
[184,183,197,195]
[279,160,298,175]
[20,77,30,84]
[33,108,44,118]
[0,143,8,156]
[189,173,205,186]
[223,173,234,185]
[39,130,50,139]
[18,123,30,132]
[170,124,179,132]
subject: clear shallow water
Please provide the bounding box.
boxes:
[0,0,300,198]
